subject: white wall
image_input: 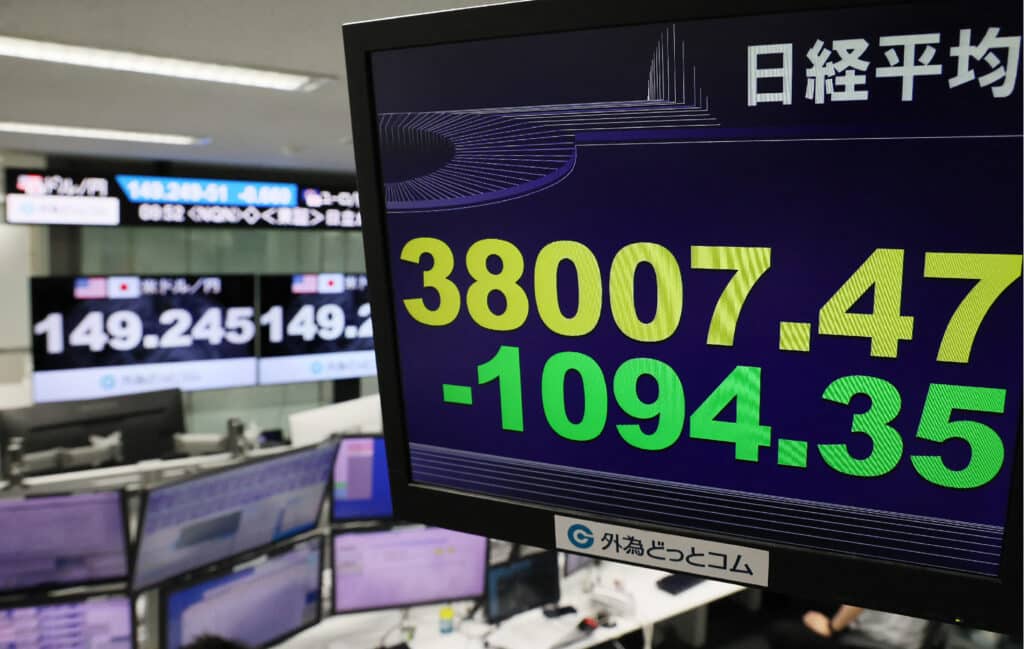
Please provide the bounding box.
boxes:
[0,152,47,410]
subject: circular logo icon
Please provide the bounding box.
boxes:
[100,375,116,390]
[567,523,594,549]
[311,361,324,375]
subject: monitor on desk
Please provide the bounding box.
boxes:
[332,435,393,522]
[133,441,337,591]
[344,0,1022,632]
[161,536,323,649]
[486,551,560,623]
[0,389,183,476]
[0,491,129,594]
[332,526,488,614]
[0,593,135,649]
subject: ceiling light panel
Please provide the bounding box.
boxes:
[0,121,206,145]
[0,35,331,91]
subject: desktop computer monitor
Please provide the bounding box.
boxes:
[332,436,393,522]
[332,526,488,614]
[0,389,183,476]
[0,593,135,649]
[563,553,598,579]
[161,536,323,649]
[133,441,337,591]
[0,491,129,594]
[486,551,560,623]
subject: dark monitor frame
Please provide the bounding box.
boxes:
[158,533,325,649]
[0,389,184,473]
[330,432,394,524]
[343,0,1022,632]
[0,488,132,597]
[131,440,337,593]
[0,589,139,649]
[485,550,561,624]
[330,524,490,616]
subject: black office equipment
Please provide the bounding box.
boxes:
[656,573,704,595]
[485,551,560,623]
[0,389,183,476]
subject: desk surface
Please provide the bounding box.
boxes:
[280,561,744,649]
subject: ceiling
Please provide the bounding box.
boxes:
[0,0,509,174]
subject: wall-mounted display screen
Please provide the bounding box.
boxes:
[4,169,359,230]
[332,526,488,613]
[332,436,393,522]
[162,537,322,649]
[0,594,134,649]
[346,0,1021,630]
[258,273,375,385]
[133,442,336,591]
[30,275,257,402]
[0,492,128,593]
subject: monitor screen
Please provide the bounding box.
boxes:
[257,273,376,384]
[162,537,322,649]
[332,526,487,613]
[4,169,360,230]
[133,442,336,591]
[346,0,1022,629]
[0,492,128,593]
[332,436,393,522]
[30,275,257,402]
[563,553,597,579]
[0,594,134,649]
[486,552,560,623]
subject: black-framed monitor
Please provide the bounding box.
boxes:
[485,551,561,624]
[160,535,323,649]
[257,273,376,385]
[0,491,130,594]
[332,435,393,522]
[0,390,183,475]
[343,0,1022,631]
[30,275,258,402]
[132,441,337,591]
[0,592,136,649]
[331,525,488,614]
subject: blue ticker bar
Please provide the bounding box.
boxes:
[115,175,298,207]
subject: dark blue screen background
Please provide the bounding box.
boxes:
[370,3,1022,567]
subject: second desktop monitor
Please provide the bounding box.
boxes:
[332,526,488,614]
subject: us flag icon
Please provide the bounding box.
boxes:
[291,274,318,294]
[107,276,141,299]
[73,277,107,300]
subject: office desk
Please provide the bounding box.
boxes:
[280,562,745,649]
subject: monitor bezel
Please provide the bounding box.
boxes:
[157,532,325,649]
[342,0,1022,632]
[330,524,490,615]
[130,439,337,592]
[0,589,139,649]
[485,550,562,624]
[0,488,133,597]
[330,433,395,523]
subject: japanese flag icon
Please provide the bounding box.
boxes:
[107,276,141,299]
[318,273,345,294]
